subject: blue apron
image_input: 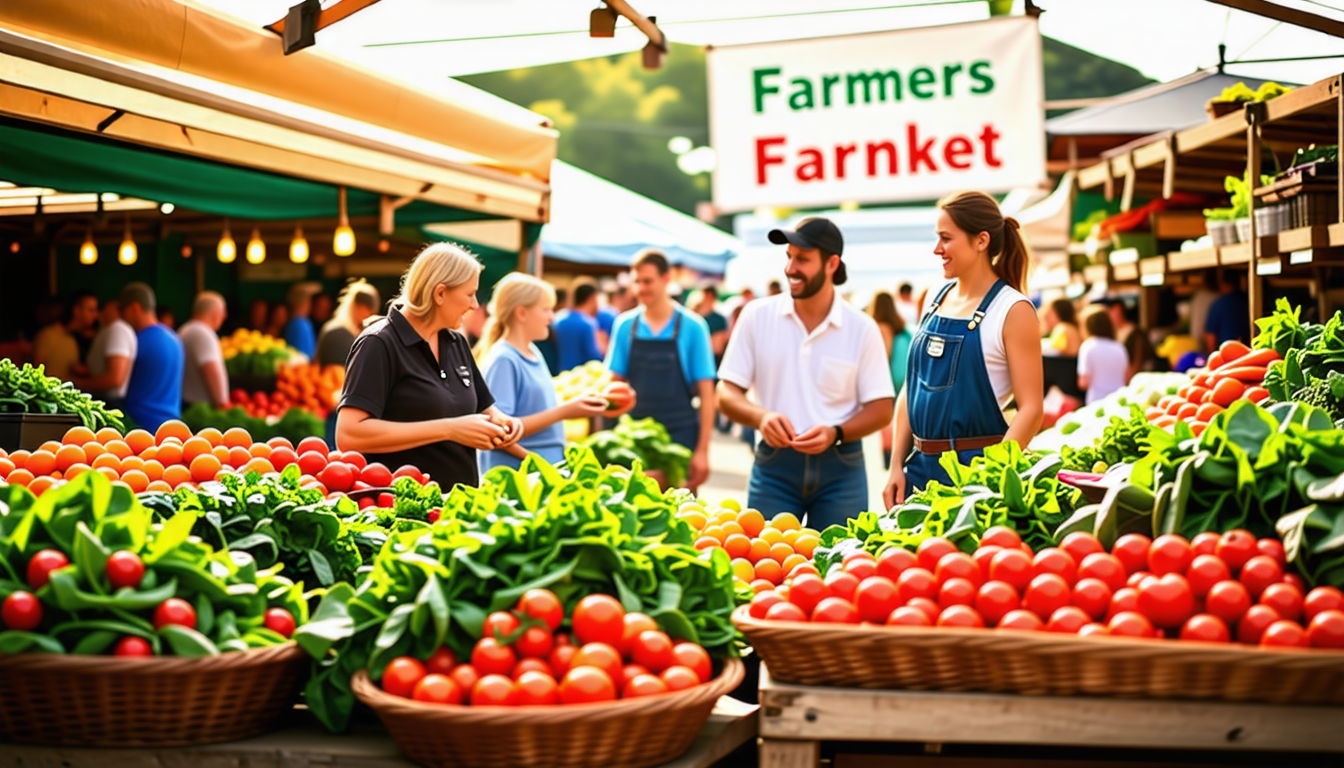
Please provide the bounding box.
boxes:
[626,311,700,451]
[904,280,1010,491]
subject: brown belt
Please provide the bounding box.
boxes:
[913,435,1004,455]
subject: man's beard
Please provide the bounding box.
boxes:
[788,270,826,299]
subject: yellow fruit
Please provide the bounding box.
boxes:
[719,498,743,513]
[731,558,755,582]
[770,512,801,532]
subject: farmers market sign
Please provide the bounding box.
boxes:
[706,17,1046,211]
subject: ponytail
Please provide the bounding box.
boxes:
[937,191,1033,295]
[472,272,556,361]
[996,216,1030,295]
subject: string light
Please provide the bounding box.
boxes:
[118,215,137,265]
[290,225,309,263]
[80,229,97,265]
[334,186,356,256]
[246,227,266,264]
[218,219,237,263]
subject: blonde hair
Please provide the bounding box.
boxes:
[474,272,555,360]
[391,242,484,321]
[333,278,381,337]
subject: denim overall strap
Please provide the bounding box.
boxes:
[625,310,699,450]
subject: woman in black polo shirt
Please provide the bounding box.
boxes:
[335,242,523,489]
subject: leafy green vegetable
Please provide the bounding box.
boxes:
[583,416,692,488]
[1256,299,1344,424]
[0,359,124,431]
[1059,405,1156,472]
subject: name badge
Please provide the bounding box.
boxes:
[927,336,946,358]
[457,365,472,387]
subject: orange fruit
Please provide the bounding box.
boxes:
[94,427,121,444]
[124,429,155,455]
[702,525,726,544]
[243,457,275,475]
[28,476,57,496]
[0,457,14,478]
[781,553,808,574]
[162,464,192,487]
[724,533,752,560]
[121,455,146,473]
[155,420,191,445]
[782,529,800,546]
[95,466,119,482]
[222,427,252,449]
[91,453,122,472]
[38,440,62,455]
[139,445,158,461]
[81,441,107,463]
[25,450,56,477]
[677,509,708,531]
[750,579,774,594]
[759,527,784,546]
[769,542,794,564]
[211,445,231,463]
[770,512,801,532]
[145,479,173,493]
[693,536,718,551]
[753,558,783,585]
[142,460,164,481]
[181,437,212,465]
[120,469,149,493]
[63,426,96,445]
[8,450,30,469]
[721,521,745,538]
[731,558,755,582]
[267,436,295,450]
[189,454,222,483]
[747,538,772,564]
[227,446,251,469]
[715,508,738,525]
[54,444,86,473]
[794,535,820,558]
[248,442,272,459]
[103,440,133,459]
[737,510,766,538]
[156,441,184,467]
[6,468,34,487]
[197,427,224,447]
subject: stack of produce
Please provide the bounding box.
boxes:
[221,329,300,377]
[275,364,344,414]
[1141,340,1274,435]
[583,416,691,488]
[1055,405,1156,473]
[552,361,636,443]
[747,527,1343,649]
[1257,299,1344,425]
[1031,372,1188,456]
[0,359,124,432]
[182,400,325,445]
[677,499,821,593]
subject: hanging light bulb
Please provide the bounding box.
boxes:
[218,219,237,263]
[80,228,97,265]
[290,225,309,264]
[333,186,355,256]
[246,227,266,264]
[118,215,137,265]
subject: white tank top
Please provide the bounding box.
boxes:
[926,284,1033,411]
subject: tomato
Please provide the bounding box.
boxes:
[1204,580,1252,625]
[1259,582,1303,623]
[1031,548,1078,585]
[1304,586,1344,622]
[749,591,785,619]
[1106,587,1140,621]
[1023,573,1071,619]
[1078,623,1109,637]
[895,567,939,604]
[1078,553,1127,592]
[853,576,900,624]
[360,461,394,487]
[317,462,355,494]
[1136,573,1195,628]
[1184,554,1230,600]
[971,545,1002,582]
[997,609,1044,631]
[1174,613,1229,643]
[935,552,982,587]
[1,591,42,631]
[483,610,522,641]
[515,589,564,632]
[906,597,941,623]
[1107,611,1155,638]
[936,605,984,628]
[449,664,480,702]
[1190,532,1221,557]
[843,558,878,581]
[471,637,518,677]
[572,594,625,647]
[887,606,932,626]
[988,548,1033,593]
[812,596,860,624]
[1236,605,1281,644]
[629,631,675,672]
[548,644,577,678]
[1307,609,1344,649]
[620,612,659,655]
[413,673,464,704]
[1070,578,1113,621]
[1239,555,1282,599]
[105,550,144,590]
[382,656,428,697]
[513,658,553,679]
[1260,620,1308,648]
[1147,535,1193,576]
[823,570,861,602]
[788,574,830,616]
[1047,606,1090,634]
[974,580,1020,626]
[571,642,623,684]
[113,636,153,656]
[1283,573,1306,592]
[671,643,712,683]
[26,549,69,590]
[876,547,918,582]
[916,537,958,572]
[263,607,296,638]
[512,670,560,706]
[938,577,977,610]
[979,526,1021,550]
[1111,534,1151,575]
[623,673,670,698]
[514,625,554,659]
[1215,529,1257,573]
[661,665,702,691]
[1059,532,1104,566]
[1127,571,1155,590]
[764,602,808,622]
[473,673,518,706]
[842,551,877,568]
[153,598,197,630]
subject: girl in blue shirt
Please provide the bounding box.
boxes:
[475,274,608,472]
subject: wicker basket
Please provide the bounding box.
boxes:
[0,643,306,747]
[353,658,745,768]
[733,606,1344,705]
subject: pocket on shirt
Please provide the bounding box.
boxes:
[817,357,858,402]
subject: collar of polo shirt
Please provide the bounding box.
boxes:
[389,306,436,347]
[777,293,845,331]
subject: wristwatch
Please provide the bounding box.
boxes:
[832,425,845,446]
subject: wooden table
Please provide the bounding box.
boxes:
[756,665,1344,768]
[2,697,758,768]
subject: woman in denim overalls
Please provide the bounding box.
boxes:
[882,192,1045,508]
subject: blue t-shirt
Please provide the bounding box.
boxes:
[1206,291,1250,346]
[605,305,717,386]
[125,324,184,432]
[477,342,566,473]
[285,316,316,358]
[553,310,602,373]
[597,306,619,336]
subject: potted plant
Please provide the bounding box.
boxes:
[1203,206,1239,246]
[1206,81,1292,120]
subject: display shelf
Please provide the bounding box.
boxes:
[1168,246,1220,272]
[1220,242,1253,265]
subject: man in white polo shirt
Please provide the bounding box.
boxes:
[717,218,895,532]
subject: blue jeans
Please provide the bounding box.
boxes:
[747,442,868,534]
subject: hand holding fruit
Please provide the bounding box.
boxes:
[449,414,509,451]
[565,393,610,420]
[486,410,525,448]
[601,381,637,418]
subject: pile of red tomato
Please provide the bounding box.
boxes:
[380,589,716,706]
[749,528,1344,650]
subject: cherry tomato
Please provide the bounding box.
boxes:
[1147,535,1193,576]
[1215,529,1257,573]
[513,625,553,659]
[1047,606,1090,634]
[449,664,480,702]
[1058,532,1104,566]
[413,673,464,704]
[1307,609,1344,649]
[572,594,625,647]
[153,598,196,630]
[1137,573,1196,628]
[937,577,976,610]
[1185,554,1231,599]
[1236,604,1281,644]
[512,670,560,706]
[1255,538,1286,568]
[935,552,982,587]
[1078,553,1127,592]
[263,607,296,638]
[853,576,900,624]
[1070,577,1113,621]
[764,602,808,622]
[483,610,522,641]
[842,558,877,581]
[1023,573,1070,619]
[1204,580,1252,625]
[619,612,658,655]
[1078,623,1109,637]
[1106,610,1155,638]
[812,596,860,624]
[1259,583,1304,623]
[1190,532,1222,558]
[623,673,670,698]
[1304,586,1344,622]
[788,574,830,616]
[26,549,69,590]
[1282,573,1306,593]
[974,580,1020,626]
[515,589,564,632]
[979,526,1021,550]
[895,567,939,604]
[571,642,623,685]
[1111,534,1151,575]
[548,644,578,678]
[887,606,933,626]
[672,642,712,683]
[988,548,1033,593]
[471,637,518,677]
[105,550,145,590]
[1239,555,1283,599]
[916,537,958,572]
[630,630,676,672]
[1260,620,1308,648]
[113,636,153,656]
[842,551,877,568]
[971,545,1002,582]
[1106,587,1140,621]
[876,547,917,582]
[906,597,941,623]
[1179,614,1230,643]
[936,604,985,628]
[661,665,702,691]
[1031,548,1078,585]
[749,591,785,619]
[1127,570,1154,589]
[996,609,1044,631]
[1,591,42,631]
[823,570,860,602]
[513,658,553,679]
[382,656,427,697]
[473,673,518,706]
[621,663,651,686]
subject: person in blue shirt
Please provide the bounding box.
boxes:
[553,278,604,373]
[283,282,320,358]
[606,249,717,493]
[1204,271,1251,353]
[118,282,184,432]
[476,274,610,472]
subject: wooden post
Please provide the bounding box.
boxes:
[1247,104,1263,335]
[1163,135,1178,200]
[1120,153,1136,212]
[1337,84,1343,225]
[515,219,530,274]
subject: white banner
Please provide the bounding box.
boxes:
[707,17,1046,211]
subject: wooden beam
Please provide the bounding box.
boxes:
[1206,0,1344,38]
[268,0,383,35]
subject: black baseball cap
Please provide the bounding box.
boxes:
[768,217,847,285]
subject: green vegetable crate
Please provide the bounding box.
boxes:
[0,412,82,452]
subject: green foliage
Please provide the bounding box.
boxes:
[1210,81,1291,105]
[1257,299,1344,421]
[583,416,692,488]
[182,401,324,444]
[1059,405,1157,472]
[0,359,124,431]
